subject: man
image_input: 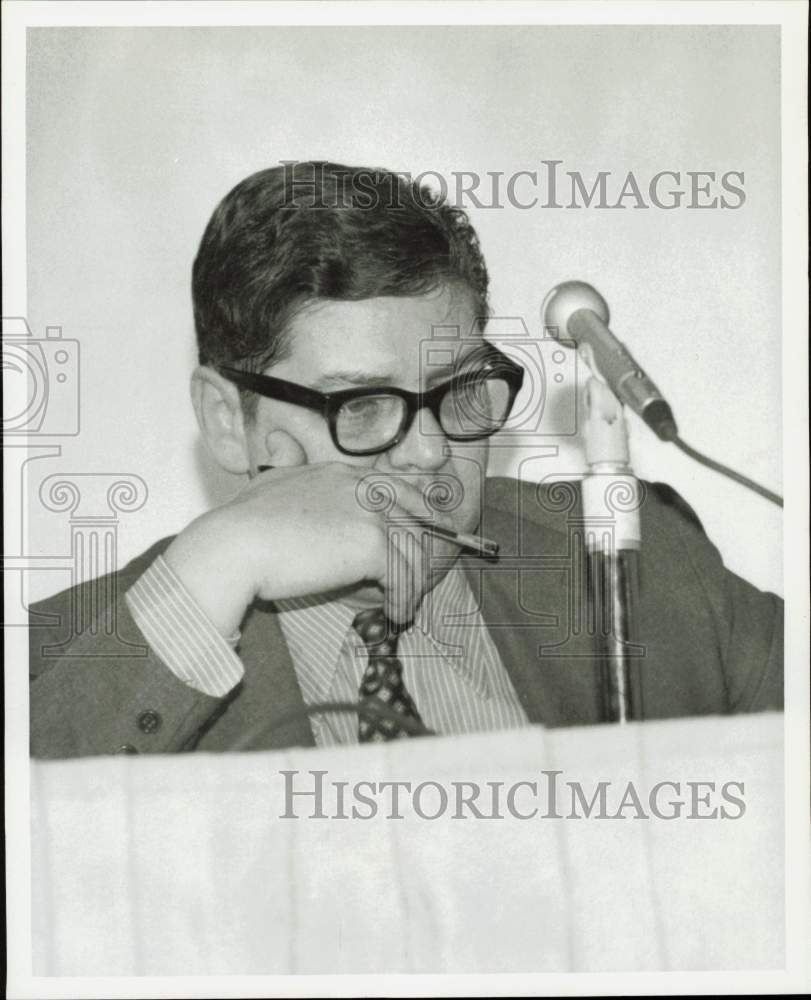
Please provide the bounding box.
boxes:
[29,162,783,759]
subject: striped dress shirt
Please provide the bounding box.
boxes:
[126,555,529,746]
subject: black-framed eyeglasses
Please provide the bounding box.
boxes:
[219,343,524,456]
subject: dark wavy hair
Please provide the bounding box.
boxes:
[192,161,490,415]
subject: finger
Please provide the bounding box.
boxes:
[379,503,436,624]
[383,525,419,625]
[393,516,437,612]
[371,524,409,624]
[382,510,416,615]
[360,472,462,530]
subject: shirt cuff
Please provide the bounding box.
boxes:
[125,554,245,697]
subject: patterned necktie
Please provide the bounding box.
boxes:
[352,608,424,742]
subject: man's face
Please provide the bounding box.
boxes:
[242,284,489,605]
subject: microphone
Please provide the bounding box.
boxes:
[543,280,782,506]
[543,281,678,441]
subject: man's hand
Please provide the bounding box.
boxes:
[163,464,450,637]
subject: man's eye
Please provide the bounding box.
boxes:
[341,397,385,419]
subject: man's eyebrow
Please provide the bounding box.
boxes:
[311,356,478,392]
[310,371,399,390]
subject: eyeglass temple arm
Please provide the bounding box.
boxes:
[218,366,328,412]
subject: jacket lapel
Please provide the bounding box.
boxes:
[465,486,604,727]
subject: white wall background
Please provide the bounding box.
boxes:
[24,25,782,600]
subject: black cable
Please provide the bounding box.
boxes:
[672,435,783,508]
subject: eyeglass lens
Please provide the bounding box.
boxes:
[438,373,511,438]
[335,395,408,452]
[334,373,513,452]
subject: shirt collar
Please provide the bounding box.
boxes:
[274,567,491,704]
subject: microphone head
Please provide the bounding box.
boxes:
[543,281,609,343]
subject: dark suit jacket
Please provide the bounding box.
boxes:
[29,477,783,759]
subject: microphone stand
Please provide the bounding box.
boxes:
[581,375,644,723]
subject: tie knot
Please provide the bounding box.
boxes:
[352,608,400,650]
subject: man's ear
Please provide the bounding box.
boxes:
[191,366,251,474]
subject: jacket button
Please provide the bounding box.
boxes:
[116,744,139,754]
[137,709,162,734]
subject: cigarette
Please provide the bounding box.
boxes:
[256,465,499,558]
[419,521,499,558]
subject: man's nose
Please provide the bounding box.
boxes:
[386,406,448,471]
